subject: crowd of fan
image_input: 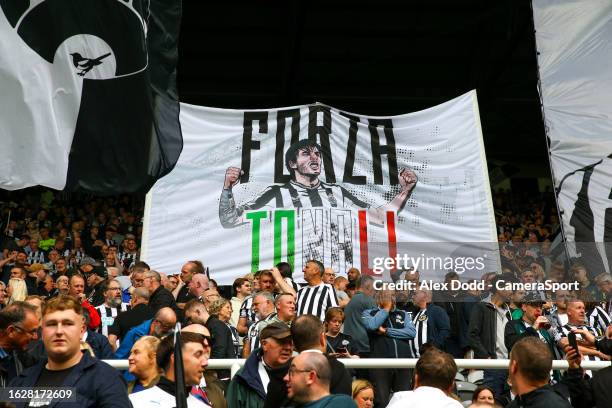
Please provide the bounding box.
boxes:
[0,191,611,408]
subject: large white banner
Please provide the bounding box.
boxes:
[142,91,496,284]
[533,0,612,276]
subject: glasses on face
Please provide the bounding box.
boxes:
[13,324,38,336]
[288,367,315,377]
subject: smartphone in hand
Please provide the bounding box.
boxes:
[568,332,579,353]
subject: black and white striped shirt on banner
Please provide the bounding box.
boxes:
[240,295,258,326]
[408,309,427,358]
[96,303,130,337]
[236,181,370,212]
[297,282,338,321]
[588,305,611,337]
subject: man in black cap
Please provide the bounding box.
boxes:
[504,292,555,352]
[504,291,561,383]
[227,322,293,408]
[85,265,108,307]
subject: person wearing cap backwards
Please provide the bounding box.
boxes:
[227,322,293,408]
[504,291,561,384]
[85,265,108,307]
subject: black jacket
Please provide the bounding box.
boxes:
[468,298,510,358]
[108,303,154,341]
[86,281,106,307]
[148,285,180,316]
[562,367,612,408]
[506,385,571,408]
[0,348,37,388]
[206,316,237,359]
[206,315,237,380]
[9,352,131,407]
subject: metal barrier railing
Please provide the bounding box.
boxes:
[103,358,611,378]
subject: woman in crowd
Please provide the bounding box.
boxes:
[128,336,162,394]
[206,298,238,382]
[7,278,28,304]
[55,275,70,296]
[325,307,356,357]
[471,385,495,405]
[352,379,374,408]
[206,298,239,359]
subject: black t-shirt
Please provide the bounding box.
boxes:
[27,366,75,407]
[108,303,154,340]
[175,284,195,304]
[326,333,356,355]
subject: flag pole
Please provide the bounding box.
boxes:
[174,322,188,408]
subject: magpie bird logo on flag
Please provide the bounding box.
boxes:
[0,0,183,193]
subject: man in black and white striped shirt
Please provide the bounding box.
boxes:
[236,270,276,337]
[243,291,276,357]
[297,260,338,321]
[96,279,130,338]
[558,301,608,377]
[219,139,418,228]
[408,290,450,358]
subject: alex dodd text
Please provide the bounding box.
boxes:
[373,279,580,292]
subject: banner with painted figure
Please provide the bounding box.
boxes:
[533,0,612,278]
[142,90,497,284]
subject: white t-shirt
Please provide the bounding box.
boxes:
[386,386,463,408]
[129,386,212,408]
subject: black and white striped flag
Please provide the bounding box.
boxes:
[0,0,183,193]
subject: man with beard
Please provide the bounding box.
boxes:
[243,291,277,358]
[107,287,153,350]
[283,352,355,408]
[95,279,130,340]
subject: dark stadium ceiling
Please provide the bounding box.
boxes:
[177,0,548,166]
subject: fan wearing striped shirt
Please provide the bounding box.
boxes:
[297,260,339,322]
[557,300,610,376]
[95,279,130,340]
[408,289,450,358]
[237,270,276,337]
[586,301,612,337]
[219,139,418,228]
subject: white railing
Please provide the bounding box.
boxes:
[103,358,611,378]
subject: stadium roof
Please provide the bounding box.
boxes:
[178,0,548,166]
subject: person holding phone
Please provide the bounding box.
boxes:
[325,307,357,358]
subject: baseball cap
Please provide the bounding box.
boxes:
[90,265,108,279]
[522,291,545,304]
[260,322,291,341]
